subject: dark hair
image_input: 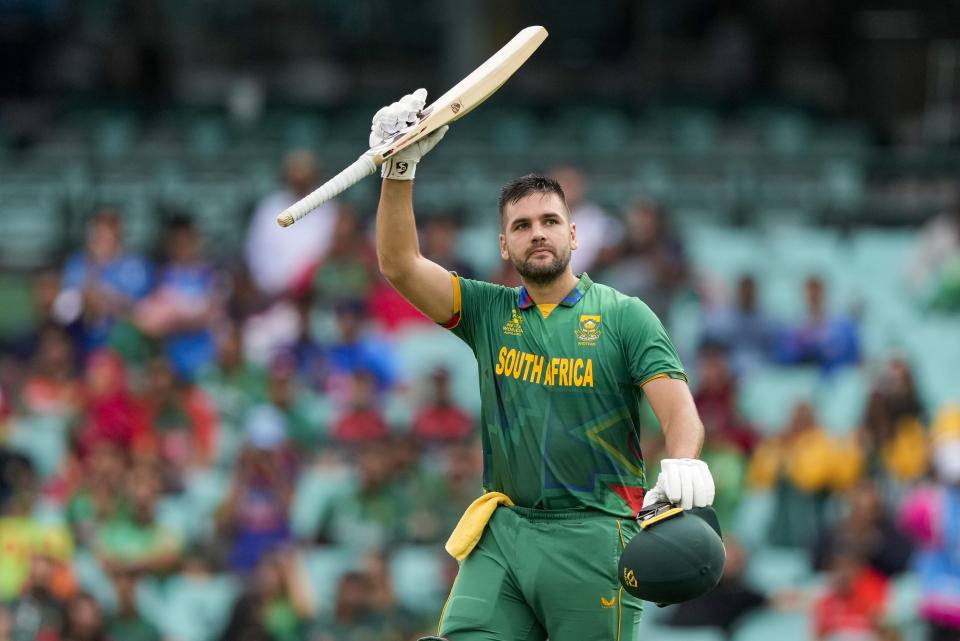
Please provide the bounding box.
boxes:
[497,174,567,230]
[167,214,196,232]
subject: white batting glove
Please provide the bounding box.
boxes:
[642,458,715,511]
[369,88,448,180]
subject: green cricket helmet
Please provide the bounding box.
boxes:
[618,502,725,605]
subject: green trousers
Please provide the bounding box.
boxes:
[437,505,643,641]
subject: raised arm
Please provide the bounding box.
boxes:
[370,90,455,324]
[377,180,455,323]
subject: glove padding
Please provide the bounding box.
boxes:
[642,458,715,511]
[369,88,448,180]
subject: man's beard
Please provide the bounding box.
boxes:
[510,245,570,286]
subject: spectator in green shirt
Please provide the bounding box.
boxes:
[93,461,182,576]
[105,570,159,641]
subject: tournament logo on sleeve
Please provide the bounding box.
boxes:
[503,309,524,336]
[576,314,601,345]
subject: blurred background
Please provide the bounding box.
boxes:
[1,1,960,640]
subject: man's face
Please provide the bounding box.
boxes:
[499,192,577,286]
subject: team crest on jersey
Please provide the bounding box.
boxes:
[576,314,601,344]
[503,309,524,336]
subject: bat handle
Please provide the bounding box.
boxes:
[276,154,378,227]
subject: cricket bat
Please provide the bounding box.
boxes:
[276,25,548,227]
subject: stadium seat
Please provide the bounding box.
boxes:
[0,274,35,340]
[302,546,360,616]
[72,548,119,612]
[737,366,820,433]
[143,573,238,641]
[729,490,775,549]
[743,545,813,594]
[456,220,503,279]
[156,495,197,543]
[666,292,703,363]
[640,625,726,641]
[389,545,447,615]
[93,116,139,158]
[821,158,866,208]
[885,572,923,628]
[583,110,632,154]
[7,415,70,480]
[815,366,868,435]
[163,181,252,251]
[732,610,809,641]
[392,325,480,416]
[186,116,229,158]
[906,319,960,407]
[850,229,915,285]
[183,468,230,520]
[0,187,66,269]
[685,225,766,283]
[290,465,355,540]
[92,180,162,252]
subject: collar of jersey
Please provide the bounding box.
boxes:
[517,273,592,310]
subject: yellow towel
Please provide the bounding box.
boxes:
[445,492,514,561]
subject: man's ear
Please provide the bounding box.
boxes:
[570,221,578,251]
[500,233,510,261]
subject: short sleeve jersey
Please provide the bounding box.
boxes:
[447,273,687,517]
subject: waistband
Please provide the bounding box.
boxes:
[506,504,619,521]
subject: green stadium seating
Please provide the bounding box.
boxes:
[738,366,820,433]
[0,275,35,340]
[186,116,229,158]
[142,573,238,641]
[639,625,726,641]
[93,116,139,159]
[392,325,481,416]
[7,415,70,480]
[821,158,866,208]
[162,181,253,252]
[815,366,868,435]
[92,179,162,252]
[302,546,360,616]
[730,490,775,549]
[743,546,813,594]
[732,610,808,641]
[685,226,766,285]
[0,186,66,269]
[290,466,355,540]
[71,548,119,612]
[456,220,503,278]
[885,572,922,628]
[182,468,230,528]
[389,545,447,615]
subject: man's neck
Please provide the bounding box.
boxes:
[521,271,580,305]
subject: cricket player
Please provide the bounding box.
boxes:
[372,90,715,641]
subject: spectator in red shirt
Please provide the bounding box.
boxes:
[331,372,390,444]
[693,342,757,453]
[411,367,474,443]
[75,350,150,458]
[139,356,218,488]
[814,544,889,640]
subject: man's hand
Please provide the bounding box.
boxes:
[370,88,448,180]
[642,458,715,511]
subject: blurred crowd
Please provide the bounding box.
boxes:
[0,154,958,641]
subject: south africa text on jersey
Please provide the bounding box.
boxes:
[494,346,595,388]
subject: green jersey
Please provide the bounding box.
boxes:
[446,273,686,517]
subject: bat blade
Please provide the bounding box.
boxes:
[277,25,548,227]
[373,25,548,163]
